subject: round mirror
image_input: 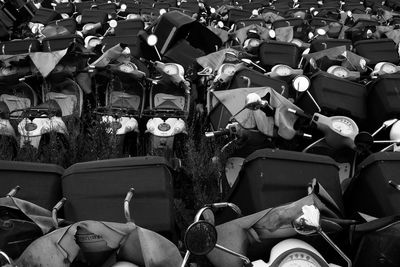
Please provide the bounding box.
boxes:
[316,28,326,36]
[252,9,258,16]
[159,8,167,15]
[269,29,276,39]
[83,23,94,33]
[308,31,314,40]
[210,7,216,13]
[354,131,374,152]
[217,21,224,28]
[309,58,317,69]
[390,121,400,141]
[293,205,320,235]
[359,58,366,70]
[109,19,118,28]
[120,4,127,12]
[147,34,158,46]
[292,75,310,92]
[122,47,131,55]
[61,13,70,19]
[302,48,310,55]
[127,14,141,20]
[245,93,262,110]
[347,10,352,18]
[184,221,217,256]
[366,29,373,38]
[31,24,38,34]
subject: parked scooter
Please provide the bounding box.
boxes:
[139,35,191,165]
[181,194,349,267]
[10,188,182,267]
[0,185,66,260]
[89,44,146,156]
[0,65,38,159]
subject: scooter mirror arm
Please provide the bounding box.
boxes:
[52,197,66,229]
[215,244,252,265]
[124,188,135,223]
[6,185,21,197]
[208,202,242,216]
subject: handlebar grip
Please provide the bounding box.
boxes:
[125,188,135,203]
[53,197,66,212]
[288,108,311,119]
[205,128,230,138]
[6,186,21,197]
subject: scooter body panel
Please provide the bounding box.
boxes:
[18,117,67,148]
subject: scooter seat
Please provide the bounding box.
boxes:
[0,101,10,119]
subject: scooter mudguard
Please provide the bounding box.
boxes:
[18,117,67,148]
[101,116,139,135]
[146,118,186,137]
[225,157,245,187]
[0,119,16,137]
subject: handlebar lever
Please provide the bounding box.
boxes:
[6,185,21,197]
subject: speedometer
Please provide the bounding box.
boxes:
[332,117,355,135]
[0,67,16,76]
[272,65,292,76]
[220,64,237,76]
[118,63,137,73]
[381,63,397,74]
[327,66,349,78]
[163,64,179,75]
[291,39,303,47]
[88,38,101,48]
[279,251,320,267]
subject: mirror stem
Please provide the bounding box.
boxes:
[318,229,352,267]
[215,244,251,264]
[153,46,162,61]
[180,251,191,267]
[372,125,385,137]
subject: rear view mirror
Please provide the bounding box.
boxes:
[184,221,217,256]
[147,34,158,46]
[292,75,310,92]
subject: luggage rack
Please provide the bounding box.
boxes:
[142,108,188,118]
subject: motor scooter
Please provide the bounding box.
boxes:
[9,188,182,267]
[180,193,351,267]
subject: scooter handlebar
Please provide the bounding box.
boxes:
[6,185,21,197]
[205,128,231,138]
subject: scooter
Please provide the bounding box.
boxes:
[181,194,350,267]
[144,59,190,165]
[89,45,146,157]
[0,65,38,159]
[205,79,307,192]
[10,188,183,267]
[0,185,66,260]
